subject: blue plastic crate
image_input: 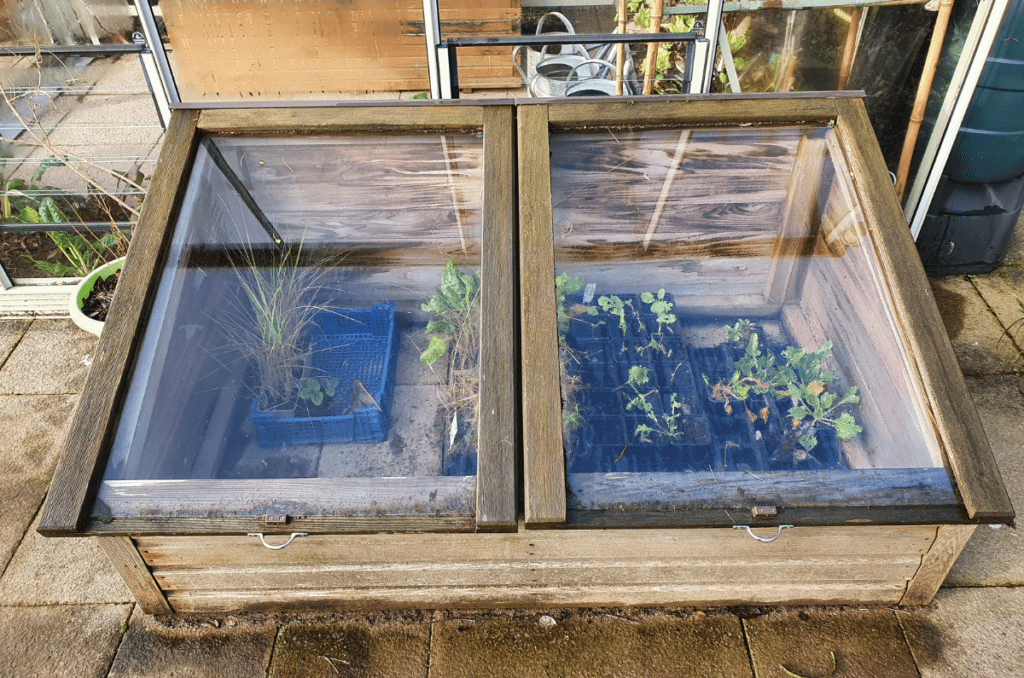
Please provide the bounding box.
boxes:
[250,302,398,448]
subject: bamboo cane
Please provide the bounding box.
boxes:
[643,0,664,95]
[895,0,956,200]
[616,0,627,95]
[837,7,863,90]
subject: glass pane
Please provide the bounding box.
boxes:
[550,125,956,514]
[0,0,134,47]
[94,131,484,519]
[0,54,159,278]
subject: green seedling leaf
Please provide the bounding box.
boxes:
[420,335,447,365]
[323,378,338,398]
[834,412,863,440]
[798,434,818,452]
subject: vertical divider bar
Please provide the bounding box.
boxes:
[700,0,726,93]
[133,0,180,105]
[421,0,443,99]
[517,105,566,528]
[477,106,518,530]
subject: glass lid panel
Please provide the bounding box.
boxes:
[94,132,484,520]
[551,125,957,514]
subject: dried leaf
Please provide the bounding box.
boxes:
[806,380,826,396]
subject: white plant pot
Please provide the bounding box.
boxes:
[69,257,125,337]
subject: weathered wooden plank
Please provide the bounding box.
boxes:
[98,536,173,614]
[901,524,977,606]
[198,106,486,134]
[166,581,908,613]
[545,97,839,130]
[134,526,935,568]
[518,104,566,528]
[37,111,201,536]
[476,106,517,530]
[96,477,476,519]
[568,468,956,511]
[153,555,922,592]
[831,99,1014,522]
[763,135,826,304]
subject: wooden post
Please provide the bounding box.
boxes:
[895,0,956,200]
[643,0,665,95]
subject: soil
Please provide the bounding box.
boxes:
[0,228,124,279]
[81,271,118,322]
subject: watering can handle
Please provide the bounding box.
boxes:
[566,58,620,83]
[539,42,590,60]
[536,11,575,36]
[512,45,529,85]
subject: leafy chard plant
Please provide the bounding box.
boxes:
[420,260,481,426]
[707,320,863,462]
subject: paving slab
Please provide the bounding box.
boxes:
[0,512,132,605]
[929,276,1017,375]
[899,587,1024,678]
[0,319,97,394]
[973,269,1024,362]
[429,609,752,678]
[743,607,918,678]
[946,375,1024,586]
[0,394,78,575]
[107,606,278,678]
[0,603,131,678]
[0,319,29,365]
[269,613,431,678]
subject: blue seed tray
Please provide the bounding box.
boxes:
[250,303,398,448]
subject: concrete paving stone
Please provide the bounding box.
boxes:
[899,587,1024,678]
[0,320,30,365]
[973,270,1024,361]
[0,512,132,605]
[0,394,78,575]
[744,607,918,678]
[946,375,1024,586]
[929,276,1017,375]
[269,616,431,678]
[429,609,752,678]
[107,606,278,678]
[0,603,131,678]
[0,319,97,394]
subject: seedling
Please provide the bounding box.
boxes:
[597,294,631,337]
[298,377,339,408]
[708,320,863,462]
[624,365,686,443]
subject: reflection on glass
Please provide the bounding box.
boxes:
[551,126,956,512]
[96,133,484,519]
[0,1,134,47]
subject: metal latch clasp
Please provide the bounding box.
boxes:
[733,524,794,543]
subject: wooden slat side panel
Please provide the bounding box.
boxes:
[517,105,565,527]
[198,106,486,134]
[153,556,923,592]
[98,536,173,614]
[477,106,517,530]
[134,526,936,569]
[166,582,908,613]
[545,97,838,129]
[831,99,1014,522]
[901,524,977,606]
[38,111,201,536]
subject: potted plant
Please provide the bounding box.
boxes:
[22,222,130,337]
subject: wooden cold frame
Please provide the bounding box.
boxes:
[37,95,1013,614]
[518,93,1014,528]
[38,101,517,537]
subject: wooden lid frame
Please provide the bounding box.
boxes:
[518,95,1014,528]
[39,103,517,536]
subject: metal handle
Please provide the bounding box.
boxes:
[248,532,308,550]
[733,525,794,543]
